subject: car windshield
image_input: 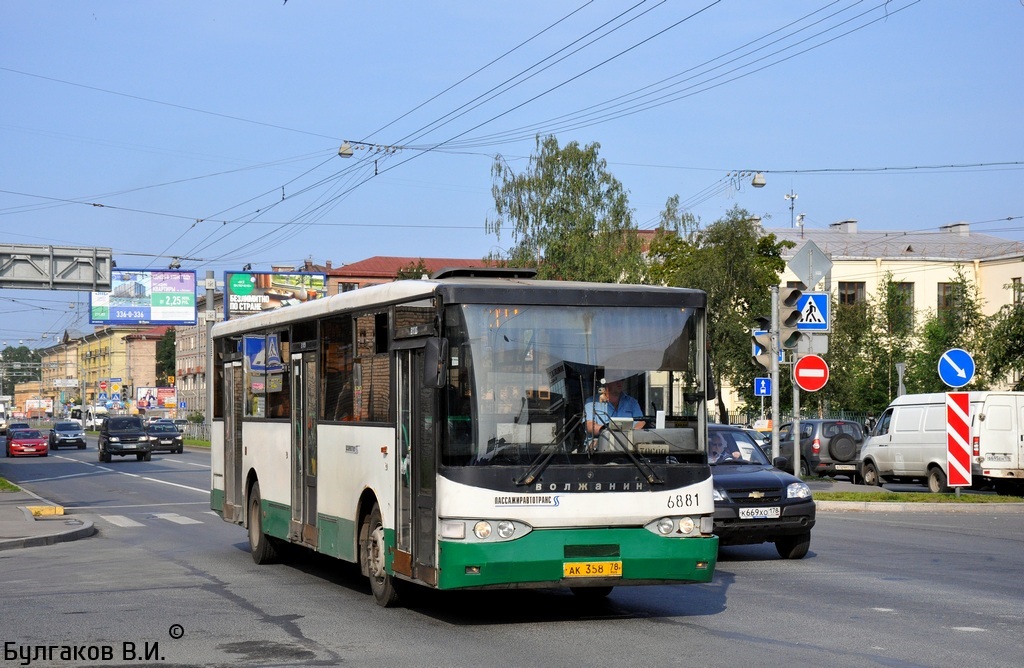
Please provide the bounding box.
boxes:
[109,418,143,430]
[15,430,42,439]
[55,422,80,431]
[149,424,176,433]
[709,430,771,466]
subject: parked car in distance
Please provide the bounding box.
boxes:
[48,421,87,450]
[6,429,49,457]
[4,422,31,447]
[98,416,152,462]
[172,419,189,433]
[146,421,184,454]
[778,419,864,481]
[709,424,815,559]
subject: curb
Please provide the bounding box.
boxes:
[816,500,1024,513]
[0,487,97,552]
[0,519,96,551]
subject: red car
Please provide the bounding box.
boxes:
[6,429,49,457]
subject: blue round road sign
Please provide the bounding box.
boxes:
[938,348,975,388]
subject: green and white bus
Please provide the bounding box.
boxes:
[211,268,718,606]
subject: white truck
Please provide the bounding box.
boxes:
[860,392,1024,495]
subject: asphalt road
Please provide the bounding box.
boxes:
[1,440,1022,667]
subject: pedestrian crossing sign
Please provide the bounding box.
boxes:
[796,292,829,332]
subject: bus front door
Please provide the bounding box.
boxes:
[223,362,244,523]
[290,352,318,547]
[396,346,438,586]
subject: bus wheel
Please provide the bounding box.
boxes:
[570,586,613,600]
[248,481,278,564]
[362,503,399,607]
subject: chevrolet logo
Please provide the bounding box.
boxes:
[748,491,765,499]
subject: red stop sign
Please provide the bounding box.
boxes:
[793,354,829,392]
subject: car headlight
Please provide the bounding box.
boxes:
[109,436,120,443]
[713,487,730,502]
[787,481,812,499]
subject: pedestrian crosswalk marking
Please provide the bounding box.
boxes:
[152,512,203,525]
[100,515,145,528]
[98,512,206,527]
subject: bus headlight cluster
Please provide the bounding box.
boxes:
[440,519,531,543]
[646,516,701,536]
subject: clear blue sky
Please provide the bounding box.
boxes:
[2,1,1022,346]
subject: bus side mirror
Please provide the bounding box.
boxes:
[423,338,448,389]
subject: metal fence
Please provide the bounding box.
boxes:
[732,410,873,429]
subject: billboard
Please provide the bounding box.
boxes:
[225,271,326,320]
[136,386,177,410]
[90,269,197,325]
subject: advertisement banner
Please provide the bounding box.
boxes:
[224,271,326,320]
[90,270,197,325]
[136,386,178,410]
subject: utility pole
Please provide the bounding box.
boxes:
[204,270,216,431]
[770,286,780,460]
[785,190,798,228]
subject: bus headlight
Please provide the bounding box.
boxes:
[677,516,696,535]
[441,519,532,542]
[656,518,675,535]
[473,521,492,539]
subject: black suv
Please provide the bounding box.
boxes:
[98,416,152,462]
[778,419,864,480]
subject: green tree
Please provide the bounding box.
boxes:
[486,135,645,283]
[395,258,430,280]
[905,266,988,392]
[156,330,176,382]
[986,281,1024,390]
[0,345,41,395]
[648,206,792,422]
[806,298,872,415]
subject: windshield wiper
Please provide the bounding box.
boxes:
[599,423,664,485]
[515,414,581,486]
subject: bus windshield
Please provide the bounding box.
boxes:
[442,303,704,467]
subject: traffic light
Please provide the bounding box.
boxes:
[751,315,773,369]
[778,285,805,349]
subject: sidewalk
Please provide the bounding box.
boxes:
[0,488,95,551]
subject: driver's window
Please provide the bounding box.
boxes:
[876,410,893,436]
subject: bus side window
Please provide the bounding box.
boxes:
[321,315,355,421]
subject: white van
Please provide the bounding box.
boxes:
[860,392,1024,495]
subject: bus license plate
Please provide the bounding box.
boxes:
[564,561,623,578]
[739,507,781,519]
